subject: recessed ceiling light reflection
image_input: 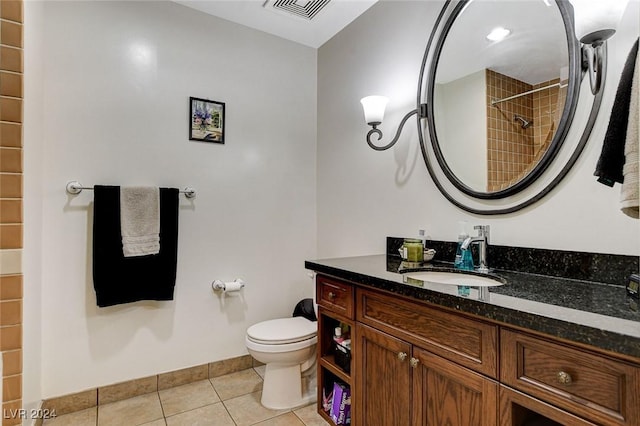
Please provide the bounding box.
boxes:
[486,27,512,42]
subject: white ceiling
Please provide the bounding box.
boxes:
[436,0,568,85]
[175,0,378,48]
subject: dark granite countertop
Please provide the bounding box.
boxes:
[305,254,640,360]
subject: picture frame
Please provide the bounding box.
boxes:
[189,97,225,143]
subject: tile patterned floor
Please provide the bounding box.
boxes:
[43,366,329,426]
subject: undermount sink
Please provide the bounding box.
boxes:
[403,270,505,287]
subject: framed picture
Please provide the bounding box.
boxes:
[189,97,225,143]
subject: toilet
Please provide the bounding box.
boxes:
[246,315,317,410]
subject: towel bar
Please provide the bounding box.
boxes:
[66,181,196,199]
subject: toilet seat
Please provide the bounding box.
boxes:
[247,317,317,345]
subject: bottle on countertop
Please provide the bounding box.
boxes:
[460,247,474,271]
[454,221,468,269]
[454,221,473,297]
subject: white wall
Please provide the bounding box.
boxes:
[25,1,317,399]
[317,0,640,257]
[435,70,487,190]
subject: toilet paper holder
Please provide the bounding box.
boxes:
[212,278,245,292]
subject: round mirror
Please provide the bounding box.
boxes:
[417,0,602,214]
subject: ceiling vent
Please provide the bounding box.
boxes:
[263,0,332,21]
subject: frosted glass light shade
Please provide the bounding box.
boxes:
[360,96,389,125]
[486,27,511,42]
[569,0,628,43]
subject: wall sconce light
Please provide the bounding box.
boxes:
[360,96,428,151]
[569,0,629,95]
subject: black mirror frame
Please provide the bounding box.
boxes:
[416,0,604,215]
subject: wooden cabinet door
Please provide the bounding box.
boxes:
[412,347,499,426]
[354,323,412,426]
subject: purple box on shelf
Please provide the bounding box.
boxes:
[329,382,351,425]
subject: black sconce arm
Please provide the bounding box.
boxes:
[366,104,428,151]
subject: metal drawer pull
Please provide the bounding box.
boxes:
[398,352,408,361]
[557,371,572,385]
[328,292,336,299]
[410,357,420,368]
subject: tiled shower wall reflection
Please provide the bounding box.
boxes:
[486,69,534,192]
[485,70,566,192]
[532,78,567,159]
[0,1,24,425]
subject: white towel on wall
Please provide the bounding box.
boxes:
[621,52,640,219]
[120,186,160,257]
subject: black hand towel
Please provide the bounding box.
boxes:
[93,185,179,307]
[594,39,639,187]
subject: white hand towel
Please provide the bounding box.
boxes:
[621,52,639,219]
[120,186,160,257]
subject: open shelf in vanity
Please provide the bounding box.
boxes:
[316,275,354,425]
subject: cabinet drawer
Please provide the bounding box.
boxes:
[316,275,354,319]
[356,288,498,378]
[501,329,640,426]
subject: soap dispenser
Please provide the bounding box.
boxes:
[454,221,468,269]
[460,247,474,271]
[454,221,473,297]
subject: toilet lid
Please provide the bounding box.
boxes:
[247,317,317,345]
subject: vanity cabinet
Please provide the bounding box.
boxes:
[314,274,640,426]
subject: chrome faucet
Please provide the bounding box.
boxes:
[461,225,490,273]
